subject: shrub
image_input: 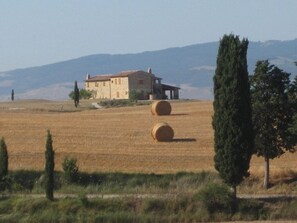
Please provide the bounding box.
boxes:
[129,90,141,102]
[69,89,93,100]
[235,199,265,220]
[62,157,79,184]
[143,198,167,213]
[196,183,236,214]
[78,193,89,207]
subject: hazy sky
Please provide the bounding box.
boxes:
[1,0,296,71]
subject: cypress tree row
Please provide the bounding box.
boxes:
[74,80,80,108]
[0,137,8,181]
[213,34,254,197]
[45,130,55,201]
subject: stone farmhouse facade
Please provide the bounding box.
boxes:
[85,68,180,100]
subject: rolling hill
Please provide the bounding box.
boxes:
[0,39,296,101]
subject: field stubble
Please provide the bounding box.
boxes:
[0,100,297,177]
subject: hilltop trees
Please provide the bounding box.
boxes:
[45,130,55,200]
[74,81,80,107]
[250,60,296,189]
[213,34,254,198]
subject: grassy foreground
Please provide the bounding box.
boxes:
[1,192,297,222]
[0,171,297,222]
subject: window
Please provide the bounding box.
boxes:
[118,78,121,85]
[95,82,98,87]
[103,81,106,86]
[116,92,119,98]
[115,79,117,85]
[138,80,144,85]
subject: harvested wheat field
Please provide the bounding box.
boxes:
[0,99,297,175]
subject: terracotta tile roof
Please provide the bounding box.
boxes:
[86,75,112,82]
[86,70,161,82]
[114,70,147,77]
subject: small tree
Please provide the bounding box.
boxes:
[129,90,141,102]
[45,130,55,200]
[74,81,80,108]
[213,34,254,198]
[250,60,296,189]
[0,138,8,181]
[62,157,79,184]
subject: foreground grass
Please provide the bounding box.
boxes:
[1,171,297,222]
[1,194,297,222]
[6,170,297,196]
[6,171,220,195]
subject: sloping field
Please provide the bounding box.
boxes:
[0,100,296,174]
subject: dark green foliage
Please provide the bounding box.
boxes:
[196,183,236,214]
[288,75,297,137]
[0,138,8,181]
[73,80,80,107]
[0,138,8,191]
[44,130,55,200]
[213,34,254,189]
[62,157,79,184]
[251,60,295,157]
[289,114,297,136]
[9,170,42,191]
[69,89,93,100]
[250,61,296,188]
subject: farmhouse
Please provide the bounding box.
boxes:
[85,68,180,100]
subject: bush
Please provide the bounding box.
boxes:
[62,157,79,184]
[196,183,236,214]
[143,198,167,213]
[98,99,134,108]
[69,89,93,100]
[235,199,265,220]
[129,90,142,102]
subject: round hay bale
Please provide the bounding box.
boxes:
[151,100,171,115]
[151,122,174,142]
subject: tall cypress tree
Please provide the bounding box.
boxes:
[0,138,8,181]
[74,81,80,108]
[213,34,254,197]
[45,130,55,200]
[11,89,14,101]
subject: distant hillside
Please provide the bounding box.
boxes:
[0,39,296,101]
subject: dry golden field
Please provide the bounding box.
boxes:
[0,99,297,176]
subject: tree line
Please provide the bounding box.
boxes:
[213,34,297,199]
[0,131,78,201]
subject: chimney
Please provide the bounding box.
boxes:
[86,73,91,80]
[148,68,152,74]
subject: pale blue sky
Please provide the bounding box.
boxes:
[0,0,296,71]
